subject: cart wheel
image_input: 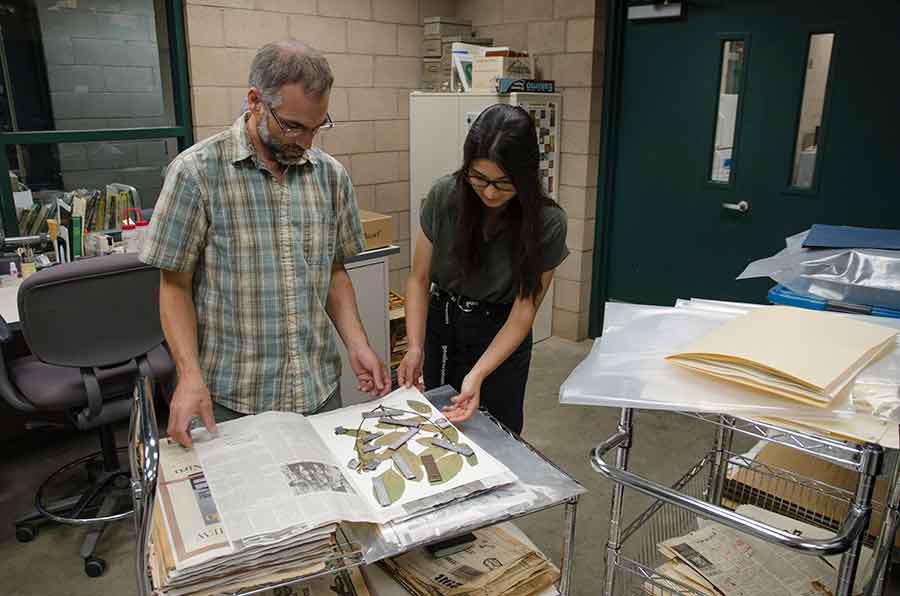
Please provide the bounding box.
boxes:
[84,556,106,577]
[15,525,36,543]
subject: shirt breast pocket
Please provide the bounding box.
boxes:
[301,210,336,266]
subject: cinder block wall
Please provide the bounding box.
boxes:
[184,0,603,340]
[37,0,175,206]
[457,0,605,340]
[185,0,458,292]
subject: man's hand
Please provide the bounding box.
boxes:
[442,372,482,424]
[396,347,425,391]
[349,344,391,397]
[167,373,217,448]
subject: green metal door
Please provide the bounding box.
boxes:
[602,0,900,306]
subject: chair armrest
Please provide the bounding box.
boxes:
[0,315,13,344]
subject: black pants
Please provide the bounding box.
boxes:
[423,293,533,434]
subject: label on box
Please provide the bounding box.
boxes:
[496,79,556,94]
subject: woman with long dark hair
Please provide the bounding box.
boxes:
[396,104,569,434]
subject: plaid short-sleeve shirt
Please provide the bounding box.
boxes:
[140,114,366,414]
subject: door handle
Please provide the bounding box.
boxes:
[722,200,749,213]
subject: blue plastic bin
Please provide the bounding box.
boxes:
[768,284,900,319]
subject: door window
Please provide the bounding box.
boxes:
[709,40,746,184]
[790,33,836,189]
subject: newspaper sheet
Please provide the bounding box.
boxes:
[156,435,232,569]
[659,525,839,596]
[380,525,559,596]
[254,567,372,596]
[191,410,376,547]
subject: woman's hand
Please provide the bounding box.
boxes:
[443,372,483,424]
[397,347,425,391]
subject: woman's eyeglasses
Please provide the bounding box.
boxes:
[269,105,334,138]
[467,171,515,193]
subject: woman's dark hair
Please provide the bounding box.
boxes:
[452,104,559,302]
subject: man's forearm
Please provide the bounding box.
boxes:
[326,265,369,352]
[159,272,204,380]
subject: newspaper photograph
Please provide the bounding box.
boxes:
[659,524,838,596]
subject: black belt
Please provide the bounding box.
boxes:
[429,287,510,315]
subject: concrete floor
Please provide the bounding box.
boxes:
[0,337,896,595]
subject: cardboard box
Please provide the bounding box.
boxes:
[423,16,472,37]
[423,36,443,58]
[439,36,493,70]
[472,56,534,91]
[728,443,900,548]
[359,210,393,250]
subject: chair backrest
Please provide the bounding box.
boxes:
[18,254,163,368]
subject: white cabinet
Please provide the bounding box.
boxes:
[335,249,394,406]
[409,92,563,343]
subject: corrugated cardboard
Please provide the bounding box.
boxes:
[472,56,534,91]
[423,16,472,37]
[359,210,393,250]
[728,442,900,548]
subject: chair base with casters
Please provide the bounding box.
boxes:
[0,254,174,578]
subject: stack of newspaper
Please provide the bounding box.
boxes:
[149,388,518,596]
[150,437,349,596]
[644,506,872,596]
[379,525,559,596]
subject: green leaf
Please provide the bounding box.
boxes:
[416,437,436,448]
[443,426,459,443]
[407,400,432,414]
[419,446,451,463]
[419,424,441,434]
[433,453,463,484]
[375,431,407,447]
[375,422,395,431]
[457,443,478,466]
[374,468,405,505]
[394,446,424,481]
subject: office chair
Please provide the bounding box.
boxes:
[0,253,174,577]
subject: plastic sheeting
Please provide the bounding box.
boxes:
[355,385,585,564]
[738,230,900,311]
[559,302,900,420]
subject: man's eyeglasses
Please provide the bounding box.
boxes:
[467,171,515,193]
[268,106,334,138]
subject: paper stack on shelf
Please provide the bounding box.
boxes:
[646,505,873,596]
[378,525,559,596]
[666,306,898,407]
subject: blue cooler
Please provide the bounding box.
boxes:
[768,284,900,319]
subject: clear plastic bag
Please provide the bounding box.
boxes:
[738,230,900,311]
[560,302,878,419]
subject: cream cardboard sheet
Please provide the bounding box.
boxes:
[667,306,898,406]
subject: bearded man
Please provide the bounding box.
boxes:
[141,40,389,447]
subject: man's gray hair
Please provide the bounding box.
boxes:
[248,40,334,107]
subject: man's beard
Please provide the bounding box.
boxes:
[257,113,307,165]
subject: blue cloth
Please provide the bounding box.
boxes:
[803,224,900,250]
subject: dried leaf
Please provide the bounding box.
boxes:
[375,431,407,447]
[375,468,405,505]
[457,443,478,466]
[434,453,463,484]
[407,400,432,414]
[394,446,424,481]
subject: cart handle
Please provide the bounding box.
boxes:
[591,432,871,557]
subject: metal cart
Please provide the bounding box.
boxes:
[592,408,900,596]
[128,378,585,596]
